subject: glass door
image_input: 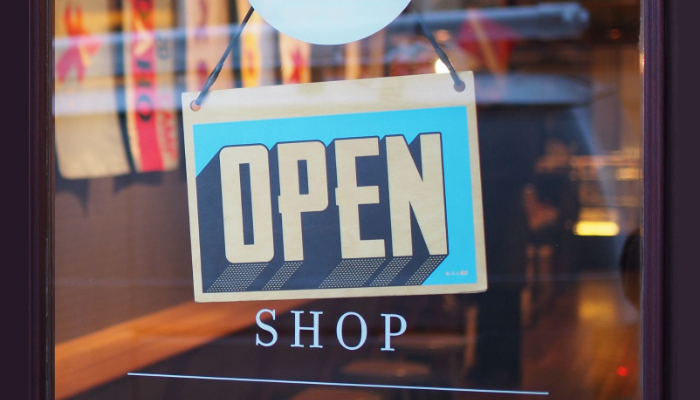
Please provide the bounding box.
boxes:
[50,1,649,399]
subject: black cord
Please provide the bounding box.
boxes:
[191,6,255,111]
[191,4,464,111]
[411,7,465,92]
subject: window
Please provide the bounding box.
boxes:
[51,1,647,399]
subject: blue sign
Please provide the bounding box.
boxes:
[183,73,486,302]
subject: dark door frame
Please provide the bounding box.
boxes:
[661,1,699,400]
[29,0,54,400]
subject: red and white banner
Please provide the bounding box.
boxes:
[236,0,276,87]
[279,33,311,85]
[458,9,519,74]
[123,0,179,173]
[54,0,131,179]
[181,0,234,92]
[344,41,362,80]
[366,29,387,78]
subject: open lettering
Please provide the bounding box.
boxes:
[219,133,448,263]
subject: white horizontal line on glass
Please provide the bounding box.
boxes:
[127,372,549,396]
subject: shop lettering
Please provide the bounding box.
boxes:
[219,133,448,263]
[255,309,407,351]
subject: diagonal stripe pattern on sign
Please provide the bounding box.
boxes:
[370,257,412,287]
[207,263,267,292]
[320,258,386,289]
[406,255,447,285]
[263,261,303,291]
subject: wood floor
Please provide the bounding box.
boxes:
[519,274,640,400]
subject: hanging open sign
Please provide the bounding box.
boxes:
[183,73,486,302]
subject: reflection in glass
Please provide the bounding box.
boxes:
[54,1,642,399]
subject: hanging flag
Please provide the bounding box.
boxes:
[279,33,311,85]
[180,0,234,92]
[123,0,179,173]
[54,0,131,179]
[458,9,520,74]
[386,36,435,77]
[341,32,386,81]
[366,29,387,78]
[344,41,362,80]
[236,0,276,87]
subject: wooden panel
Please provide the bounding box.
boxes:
[55,299,309,399]
[55,172,194,342]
